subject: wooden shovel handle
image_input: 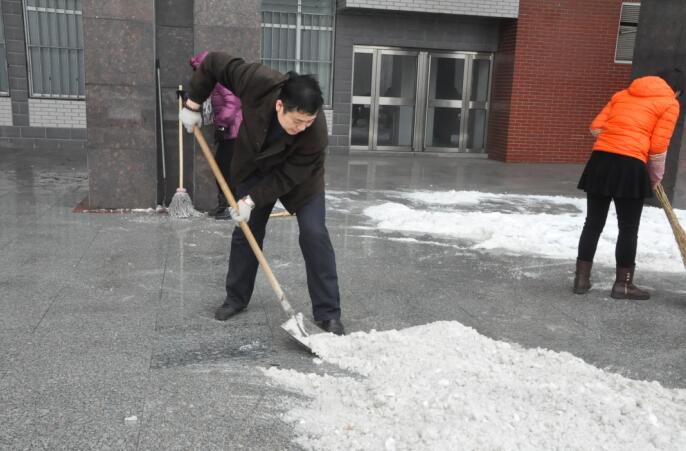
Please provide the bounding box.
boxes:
[192,126,296,316]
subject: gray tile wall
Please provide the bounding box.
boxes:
[330,9,501,153]
[340,0,519,18]
[0,0,85,152]
[83,1,156,208]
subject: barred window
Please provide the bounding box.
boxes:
[261,0,335,105]
[0,3,9,95]
[23,0,84,98]
[615,2,640,64]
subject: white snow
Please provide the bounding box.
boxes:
[363,190,686,273]
[264,322,686,450]
[124,415,138,424]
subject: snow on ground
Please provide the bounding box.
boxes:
[363,190,686,273]
[265,322,686,450]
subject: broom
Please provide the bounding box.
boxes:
[168,85,202,218]
[654,182,686,269]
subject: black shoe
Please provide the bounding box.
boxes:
[214,303,246,321]
[316,319,345,336]
[214,208,232,221]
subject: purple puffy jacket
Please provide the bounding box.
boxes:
[190,50,243,139]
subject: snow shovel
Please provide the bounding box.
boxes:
[192,126,318,350]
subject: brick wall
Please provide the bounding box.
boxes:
[487,0,633,163]
[29,99,86,128]
[340,0,519,18]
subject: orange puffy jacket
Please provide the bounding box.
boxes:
[591,76,680,163]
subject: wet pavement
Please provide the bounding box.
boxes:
[1,147,684,450]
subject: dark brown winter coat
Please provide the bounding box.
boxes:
[188,52,327,212]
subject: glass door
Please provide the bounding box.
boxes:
[351,47,418,151]
[423,52,492,153]
[350,48,373,148]
[350,47,492,153]
[424,53,466,151]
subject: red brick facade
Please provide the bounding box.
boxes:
[487,0,634,163]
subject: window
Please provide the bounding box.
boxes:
[615,2,640,64]
[261,0,335,105]
[0,3,9,95]
[23,0,84,98]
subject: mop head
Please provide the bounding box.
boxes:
[168,188,203,218]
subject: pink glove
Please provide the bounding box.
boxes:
[648,153,666,189]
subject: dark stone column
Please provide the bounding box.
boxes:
[83,1,157,208]
[155,0,194,206]
[191,0,261,210]
[631,0,686,207]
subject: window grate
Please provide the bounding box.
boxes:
[615,2,640,64]
[261,0,334,105]
[23,0,85,99]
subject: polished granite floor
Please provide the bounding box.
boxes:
[1,147,684,450]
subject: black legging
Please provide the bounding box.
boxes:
[214,137,235,200]
[577,194,644,267]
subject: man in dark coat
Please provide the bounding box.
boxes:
[180,52,344,335]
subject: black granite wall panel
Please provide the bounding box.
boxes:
[330,9,501,153]
[631,0,686,207]
[155,0,195,206]
[190,0,261,210]
[84,0,157,208]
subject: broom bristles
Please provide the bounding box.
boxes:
[655,183,686,269]
[168,188,203,218]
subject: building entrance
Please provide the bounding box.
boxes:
[350,46,492,153]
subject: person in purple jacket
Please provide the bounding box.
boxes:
[190,50,243,219]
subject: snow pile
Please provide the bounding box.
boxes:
[363,191,686,273]
[264,322,686,450]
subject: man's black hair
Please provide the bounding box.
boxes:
[657,68,684,94]
[278,72,324,115]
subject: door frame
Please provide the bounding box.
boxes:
[349,45,493,153]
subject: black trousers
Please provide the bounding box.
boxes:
[214,137,234,201]
[577,194,644,267]
[224,176,341,321]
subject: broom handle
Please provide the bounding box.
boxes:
[192,126,297,316]
[178,85,184,189]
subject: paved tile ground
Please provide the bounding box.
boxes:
[1,147,684,450]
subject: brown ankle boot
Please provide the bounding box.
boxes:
[611,265,650,300]
[573,259,593,294]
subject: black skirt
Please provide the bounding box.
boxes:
[577,150,652,199]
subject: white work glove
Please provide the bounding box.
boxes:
[648,152,666,190]
[229,196,255,225]
[179,104,202,133]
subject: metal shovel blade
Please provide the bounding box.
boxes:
[281,312,323,351]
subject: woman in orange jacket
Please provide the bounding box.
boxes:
[574,68,682,299]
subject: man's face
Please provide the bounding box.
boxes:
[275,99,317,135]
